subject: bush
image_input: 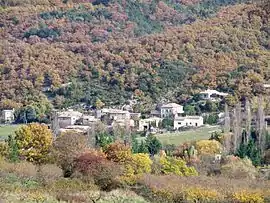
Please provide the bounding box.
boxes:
[104,142,132,163]
[121,153,152,184]
[0,159,37,179]
[231,190,264,203]
[264,149,270,164]
[220,156,258,179]
[50,178,98,193]
[158,156,198,176]
[37,164,63,185]
[24,26,60,39]
[105,142,153,185]
[184,187,220,203]
[0,142,9,157]
[75,150,120,191]
[196,140,222,155]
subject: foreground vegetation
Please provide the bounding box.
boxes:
[0,123,269,202]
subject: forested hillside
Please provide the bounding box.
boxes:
[0,0,269,112]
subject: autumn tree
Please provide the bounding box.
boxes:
[14,123,53,164]
[52,131,88,177]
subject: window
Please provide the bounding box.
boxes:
[195,123,198,126]
[190,122,192,125]
[186,123,188,126]
[178,122,181,125]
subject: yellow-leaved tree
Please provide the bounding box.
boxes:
[15,123,53,164]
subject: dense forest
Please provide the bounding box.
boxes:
[0,0,269,112]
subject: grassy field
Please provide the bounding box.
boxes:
[0,125,21,141]
[138,126,221,145]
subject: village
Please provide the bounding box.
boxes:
[0,89,229,136]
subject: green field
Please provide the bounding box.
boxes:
[138,126,221,145]
[0,125,21,141]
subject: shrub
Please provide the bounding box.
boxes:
[24,26,60,39]
[37,164,63,185]
[264,149,270,165]
[0,159,37,179]
[185,187,220,203]
[75,150,121,191]
[105,142,153,185]
[52,131,88,177]
[220,156,258,179]
[131,153,152,174]
[137,174,270,203]
[195,140,222,155]
[104,142,132,163]
[0,142,9,157]
[231,190,264,203]
[158,156,198,176]
[121,153,152,184]
[210,131,224,143]
[100,189,148,203]
[50,178,98,193]
[14,123,53,164]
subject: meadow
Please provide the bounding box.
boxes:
[137,126,221,145]
[0,125,21,141]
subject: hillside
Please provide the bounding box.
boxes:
[0,0,269,112]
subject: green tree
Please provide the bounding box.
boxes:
[138,141,149,153]
[184,105,196,115]
[205,100,218,112]
[96,132,114,149]
[161,118,174,130]
[237,139,261,166]
[7,135,19,162]
[95,98,105,109]
[14,123,53,164]
[145,134,162,156]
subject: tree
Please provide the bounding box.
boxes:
[14,123,53,164]
[95,98,105,109]
[184,105,196,115]
[145,134,162,156]
[204,100,217,112]
[244,99,251,144]
[53,131,88,177]
[95,132,114,149]
[138,141,149,153]
[237,139,261,166]
[232,103,242,153]
[7,135,19,162]
[75,150,120,191]
[256,95,266,154]
[224,103,230,133]
[161,118,174,130]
